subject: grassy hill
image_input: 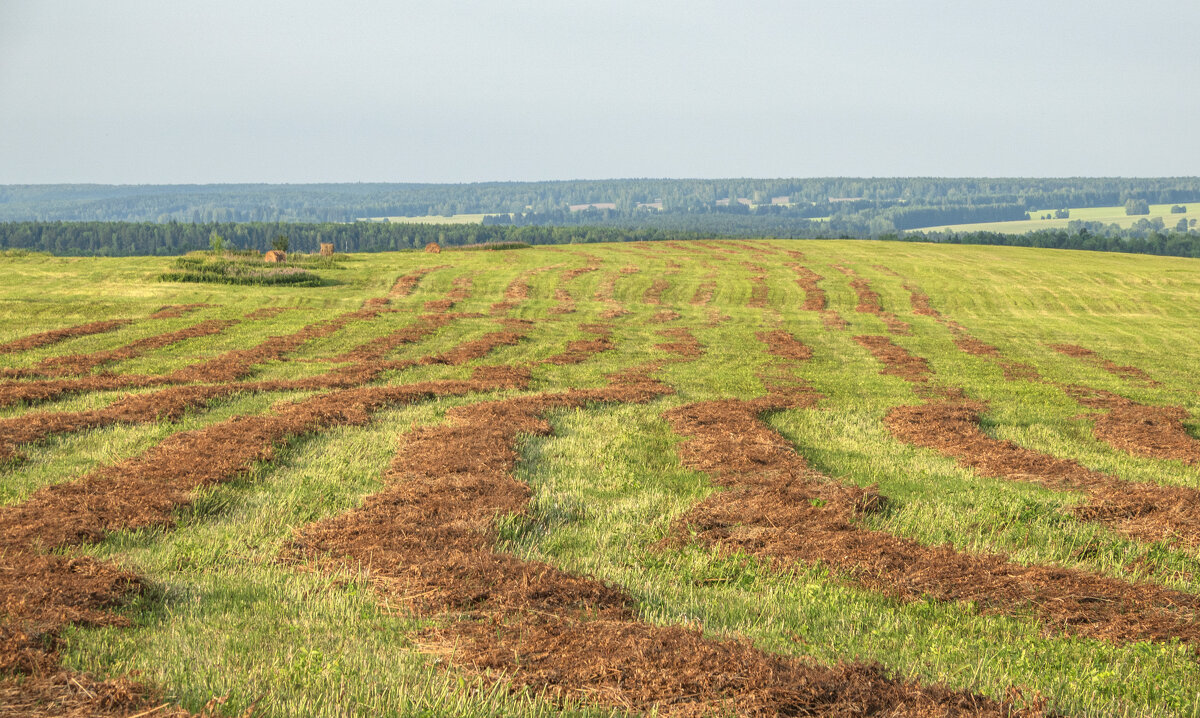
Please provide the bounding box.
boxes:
[2,240,1199,717]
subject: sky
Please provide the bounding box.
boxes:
[1,0,1197,184]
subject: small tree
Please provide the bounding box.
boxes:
[272,235,290,253]
[1170,205,1187,214]
[1124,199,1150,216]
[209,231,226,253]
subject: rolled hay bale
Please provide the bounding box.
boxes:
[264,250,287,263]
[320,243,334,257]
[425,242,441,254]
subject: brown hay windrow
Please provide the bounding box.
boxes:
[757,330,812,361]
[542,324,615,366]
[1059,385,1200,466]
[1050,344,1159,385]
[744,263,769,308]
[655,328,703,358]
[848,278,911,335]
[906,285,940,317]
[872,264,902,277]
[0,320,132,355]
[388,266,447,299]
[244,306,294,320]
[593,271,629,319]
[642,278,670,306]
[489,266,555,315]
[283,371,1032,716]
[0,311,510,464]
[2,319,237,379]
[664,395,1200,649]
[822,310,847,331]
[853,335,931,383]
[148,304,213,319]
[0,365,531,714]
[548,287,576,315]
[789,265,826,311]
[690,280,716,306]
[885,401,1200,546]
[650,309,681,323]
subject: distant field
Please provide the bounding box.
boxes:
[362,213,496,224]
[3,241,1200,716]
[920,202,1200,233]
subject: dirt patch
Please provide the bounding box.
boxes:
[665,395,1200,648]
[283,370,1032,716]
[3,320,237,379]
[148,304,213,319]
[758,330,812,361]
[0,320,132,355]
[1050,344,1158,385]
[886,401,1200,546]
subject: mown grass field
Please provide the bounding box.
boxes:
[2,240,1200,717]
[919,203,1200,233]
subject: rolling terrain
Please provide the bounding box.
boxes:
[2,240,1200,717]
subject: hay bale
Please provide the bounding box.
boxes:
[319,243,334,257]
[264,250,286,263]
[425,242,441,254]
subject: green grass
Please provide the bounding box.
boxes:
[918,203,1200,233]
[2,240,1200,716]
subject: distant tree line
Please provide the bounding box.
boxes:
[0,222,705,257]
[4,178,1200,224]
[2,219,1198,261]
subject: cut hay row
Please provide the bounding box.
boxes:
[836,264,911,335]
[0,319,133,355]
[147,303,214,319]
[1061,385,1200,466]
[664,392,1200,649]
[1050,343,1160,385]
[885,400,1200,546]
[489,265,557,315]
[386,265,447,300]
[789,264,827,311]
[745,262,770,308]
[0,365,531,716]
[542,323,615,365]
[641,278,671,305]
[0,319,237,379]
[282,364,1033,716]
[690,277,716,306]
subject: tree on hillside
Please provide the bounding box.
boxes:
[1171,205,1187,213]
[272,234,290,252]
[209,231,226,253]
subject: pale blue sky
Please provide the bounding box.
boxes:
[1,0,1197,183]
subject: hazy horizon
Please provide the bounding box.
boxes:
[2,1,1197,184]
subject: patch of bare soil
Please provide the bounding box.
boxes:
[149,304,214,319]
[3,320,237,379]
[665,396,1200,648]
[642,278,670,306]
[1050,344,1158,385]
[885,401,1200,546]
[0,320,132,355]
[284,371,1032,716]
[789,265,826,311]
[758,330,812,361]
